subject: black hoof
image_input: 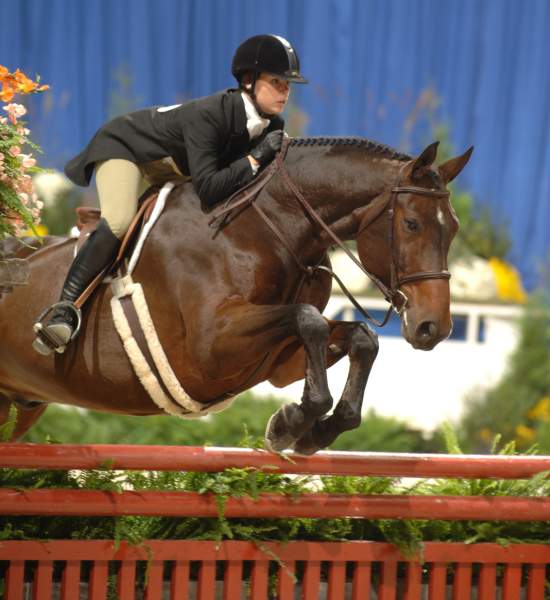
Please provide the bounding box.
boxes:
[293,416,335,455]
[292,433,321,456]
[264,403,306,453]
[265,413,294,452]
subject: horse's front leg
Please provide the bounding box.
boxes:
[194,300,333,450]
[264,304,333,452]
[292,321,379,455]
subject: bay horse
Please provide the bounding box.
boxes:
[0,137,471,454]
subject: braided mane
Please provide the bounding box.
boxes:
[289,136,411,162]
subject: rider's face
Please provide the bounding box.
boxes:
[254,72,290,115]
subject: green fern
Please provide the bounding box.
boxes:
[0,403,17,441]
[1,427,550,552]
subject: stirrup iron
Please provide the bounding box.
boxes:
[33,301,83,352]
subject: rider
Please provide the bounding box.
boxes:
[32,34,308,356]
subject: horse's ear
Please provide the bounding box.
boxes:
[438,146,474,183]
[411,141,439,180]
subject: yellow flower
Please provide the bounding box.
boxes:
[488,257,527,303]
[22,224,48,237]
[515,424,536,442]
[479,428,493,442]
[527,397,550,423]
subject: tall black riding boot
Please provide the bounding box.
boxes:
[33,219,121,355]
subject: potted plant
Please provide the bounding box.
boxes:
[0,65,48,296]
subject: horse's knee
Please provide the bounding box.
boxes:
[295,304,329,343]
[350,323,379,359]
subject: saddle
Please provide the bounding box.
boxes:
[75,156,192,249]
[75,187,157,248]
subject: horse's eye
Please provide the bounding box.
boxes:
[404,218,419,232]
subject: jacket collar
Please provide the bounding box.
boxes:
[229,88,248,136]
[229,88,279,137]
[241,92,271,139]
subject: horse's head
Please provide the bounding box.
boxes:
[356,142,473,350]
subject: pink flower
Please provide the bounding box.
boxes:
[20,154,36,169]
[8,145,21,157]
[18,174,33,193]
[3,103,27,124]
[0,116,6,125]
[18,192,29,205]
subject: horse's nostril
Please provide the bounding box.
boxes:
[417,321,437,338]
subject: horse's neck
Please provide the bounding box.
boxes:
[281,147,403,245]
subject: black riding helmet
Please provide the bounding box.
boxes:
[232,34,308,85]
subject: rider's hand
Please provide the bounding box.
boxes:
[250,130,284,167]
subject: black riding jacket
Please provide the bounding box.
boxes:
[64,89,284,207]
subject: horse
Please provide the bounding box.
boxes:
[0,137,472,454]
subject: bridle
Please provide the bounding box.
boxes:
[210,140,452,327]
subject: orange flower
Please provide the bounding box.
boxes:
[13,69,29,81]
[14,70,37,93]
[19,80,37,94]
[0,85,15,103]
[0,66,49,101]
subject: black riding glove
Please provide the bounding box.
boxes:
[250,130,284,167]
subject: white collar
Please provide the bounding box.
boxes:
[241,92,271,140]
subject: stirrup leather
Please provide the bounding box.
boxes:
[33,301,83,351]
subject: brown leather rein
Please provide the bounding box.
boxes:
[209,140,451,327]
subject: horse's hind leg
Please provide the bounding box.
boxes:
[0,393,48,441]
[293,321,379,455]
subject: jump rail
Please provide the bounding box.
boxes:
[1,444,550,599]
[1,443,550,522]
[2,442,550,477]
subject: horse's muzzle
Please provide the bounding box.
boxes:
[414,320,442,350]
[402,315,451,351]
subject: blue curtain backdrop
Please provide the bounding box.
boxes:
[1,0,549,288]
